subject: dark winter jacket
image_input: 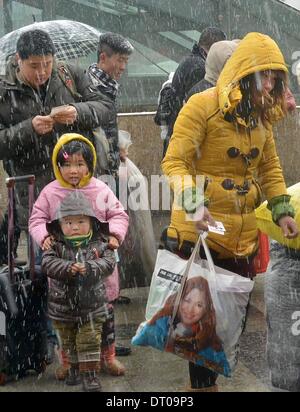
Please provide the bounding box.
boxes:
[166,44,207,141]
[0,58,115,224]
[41,191,116,323]
[186,79,213,101]
[88,65,120,179]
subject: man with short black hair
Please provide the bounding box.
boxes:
[88,32,134,375]
[162,27,226,156]
[16,27,56,58]
[88,32,133,180]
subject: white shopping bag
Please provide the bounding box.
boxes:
[132,233,254,377]
[145,248,189,321]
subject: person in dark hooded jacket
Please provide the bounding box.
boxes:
[186,39,240,100]
[163,27,226,156]
[42,191,116,392]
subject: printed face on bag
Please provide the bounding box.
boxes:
[132,271,233,377]
[179,289,206,327]
[59,152,89,186]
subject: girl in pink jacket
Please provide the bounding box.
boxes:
[29,133,129,379]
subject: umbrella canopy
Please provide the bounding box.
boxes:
[0,20,101,74]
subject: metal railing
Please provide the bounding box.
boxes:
[119,108,300,117]
[118,111,156,117]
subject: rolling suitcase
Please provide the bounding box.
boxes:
[0,175,48,385]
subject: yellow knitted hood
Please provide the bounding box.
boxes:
[52,133,97,189]
[216,32,288,123]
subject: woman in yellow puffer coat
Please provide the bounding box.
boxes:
[162,32,298,391]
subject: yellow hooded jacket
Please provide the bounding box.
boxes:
[52,133,97,189]
[162,32,288,259]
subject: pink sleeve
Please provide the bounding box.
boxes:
[105,189,129,244]
[29,190,51,247]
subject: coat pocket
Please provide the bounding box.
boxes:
[252,179,263,208]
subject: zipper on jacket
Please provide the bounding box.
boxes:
[29,76,52,115]
[31,86,48,115]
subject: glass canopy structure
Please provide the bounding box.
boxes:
[1,0,300,110]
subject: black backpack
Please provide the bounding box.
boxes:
[154,82,176,126]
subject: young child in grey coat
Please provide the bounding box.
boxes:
[42,191,116,392]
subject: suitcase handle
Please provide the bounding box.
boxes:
[6,175,35,187]
[6,175,36,283]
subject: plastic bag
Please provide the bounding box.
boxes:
[256,182,300,249]
[132,234,254,377]
[118,155,157,287]
[253,230,270,274]
[265,241,300,391]
[93,126,110,175]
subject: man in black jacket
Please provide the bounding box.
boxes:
[88,32,133,183]
[88,32,133,367]
[163,27,226,156]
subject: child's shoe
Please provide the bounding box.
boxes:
[101,343,126,376]
[81,371,102,392]
[101,358,125,376]
[65,364,81,386]
[55,348,69,381]
[55,365,69,381]
[79,362,102,392]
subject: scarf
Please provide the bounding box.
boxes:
[64,230,93,248]
[88,64,119,101]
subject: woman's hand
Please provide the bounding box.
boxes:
[285,87,297,112]
[42,235,54,251]
[278,216,299,239]
[194,207,216,232]
[120,148,128,161]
